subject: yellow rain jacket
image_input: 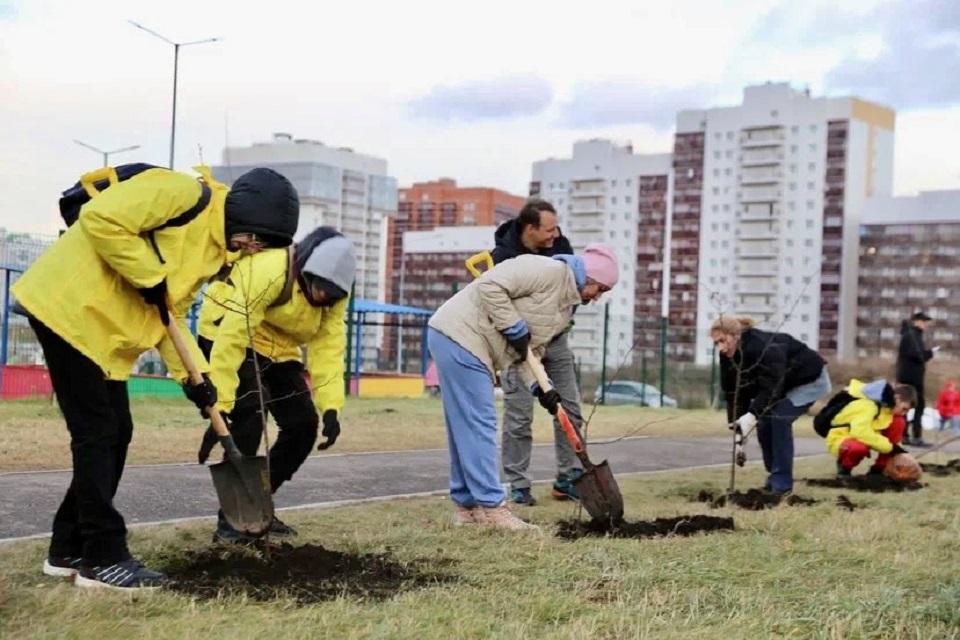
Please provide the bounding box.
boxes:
[825,378,896,457]
[197,277,234,340]
[206,247,348,416]
[11,166,234,382]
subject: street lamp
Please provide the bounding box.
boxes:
[74,140,141,167]
[129,20,221,169]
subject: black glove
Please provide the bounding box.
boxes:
[891,443,907,455]
[137,279,170,326]
[505,332,530,362]
[182,374,218,417]
[197,413,231,465]
[318,409,340,450]
[535,387,562,415]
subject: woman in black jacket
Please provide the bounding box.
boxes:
[711,315,832,494]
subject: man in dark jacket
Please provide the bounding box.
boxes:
[897,311,936,447]
[491,199,585,505]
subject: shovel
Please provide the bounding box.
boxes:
[526,353,625,525]
[165,318,275,537]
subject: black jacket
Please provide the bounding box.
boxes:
[896,321,932,386]
[489,219,573,264]
[720,327,826,422]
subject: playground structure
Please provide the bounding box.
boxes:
[0,266,435,401]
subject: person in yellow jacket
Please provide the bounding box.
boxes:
[12,165,300,591]
[825,379,917,477]
[196,225,356,544]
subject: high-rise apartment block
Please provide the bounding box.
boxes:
[856,190,960,359]
[679,83,895,365]
[530,140,672,369]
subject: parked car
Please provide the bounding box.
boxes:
[593,381,678,408]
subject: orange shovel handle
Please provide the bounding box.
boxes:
[526,352,586,455]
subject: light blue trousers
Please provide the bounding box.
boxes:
[427,328,506,508]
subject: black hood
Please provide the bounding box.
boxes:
[490,219,573,264]
[295,226,355,306]
[224,168,300,247]
[901,320,921,336]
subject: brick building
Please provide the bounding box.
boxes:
[383,179,524,369]
[856,190,960,359]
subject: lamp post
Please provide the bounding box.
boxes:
[74,140,141,167]
[129,21,221,169]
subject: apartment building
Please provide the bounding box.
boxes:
[530,139,672,370]
[856,190,960,359]
[382,179,524,369]
[387,227,495,370]
[210,132,398,366]
[677,82,896,365]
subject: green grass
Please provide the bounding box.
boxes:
[2,457,959,639]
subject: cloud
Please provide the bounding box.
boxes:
[405,74,553,123]
[823,0,960,109]
[557,82,718,130]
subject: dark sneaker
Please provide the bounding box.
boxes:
[42,556,83,577]
[910,439,933,448]
[75,559,168,591]
[552,469,584,501]
[269,516,298,538]
[213,520,260,545]
[836,462,852,478]
[866,466,884,476]
[510,487,537,506]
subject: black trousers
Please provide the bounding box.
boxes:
[910,383,926,440]
[202,339,318,494]
[30,318,133,566]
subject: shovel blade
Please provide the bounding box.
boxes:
[209,455,274,536]
[574,460,625,525]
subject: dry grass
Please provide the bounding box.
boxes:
[0,396,771,472]
[2,456,960,639]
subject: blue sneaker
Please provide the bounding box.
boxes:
[552,469,584,501]
[510,487,537,506]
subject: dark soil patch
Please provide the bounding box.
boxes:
[163,542,458,604]
[835,494,861,511]
[693,488,818,511]
[555,515,734,540]
[803,476,924,493]
[920,459,960,476]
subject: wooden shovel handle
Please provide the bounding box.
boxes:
[526,352,586,455]
[165,314,231,439]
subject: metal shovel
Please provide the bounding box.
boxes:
[526,353,625,525]
[165,319,275,537]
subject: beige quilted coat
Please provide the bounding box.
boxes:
[428,254,582,388]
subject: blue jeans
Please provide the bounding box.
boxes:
[756,397,811,493]
[427,328,506,508]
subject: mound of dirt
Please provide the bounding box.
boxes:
[163,542,457,604]
[555,515,734,540]
[694,488,818,511]
[803,476,924,493]
[920,459,960,476]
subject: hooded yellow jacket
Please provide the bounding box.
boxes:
[825,378,896,457]
[204,247,348,415]
[11,166,233,382]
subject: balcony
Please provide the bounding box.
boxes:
[740,168,783,185]
[740,128,786,148]
[741,150,785,167]
[740,187,783,203]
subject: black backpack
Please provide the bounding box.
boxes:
[812,389,881,437]
[59,163,211,261]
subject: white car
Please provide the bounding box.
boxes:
[593,381,678,408]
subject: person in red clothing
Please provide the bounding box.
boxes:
[936,380,960,435]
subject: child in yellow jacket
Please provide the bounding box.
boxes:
[826,379,917,476]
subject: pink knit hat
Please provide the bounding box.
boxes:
[581,242,619,289]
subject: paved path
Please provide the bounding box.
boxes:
[0,435,845,542]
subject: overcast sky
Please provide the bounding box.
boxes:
[2,0,958,234]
